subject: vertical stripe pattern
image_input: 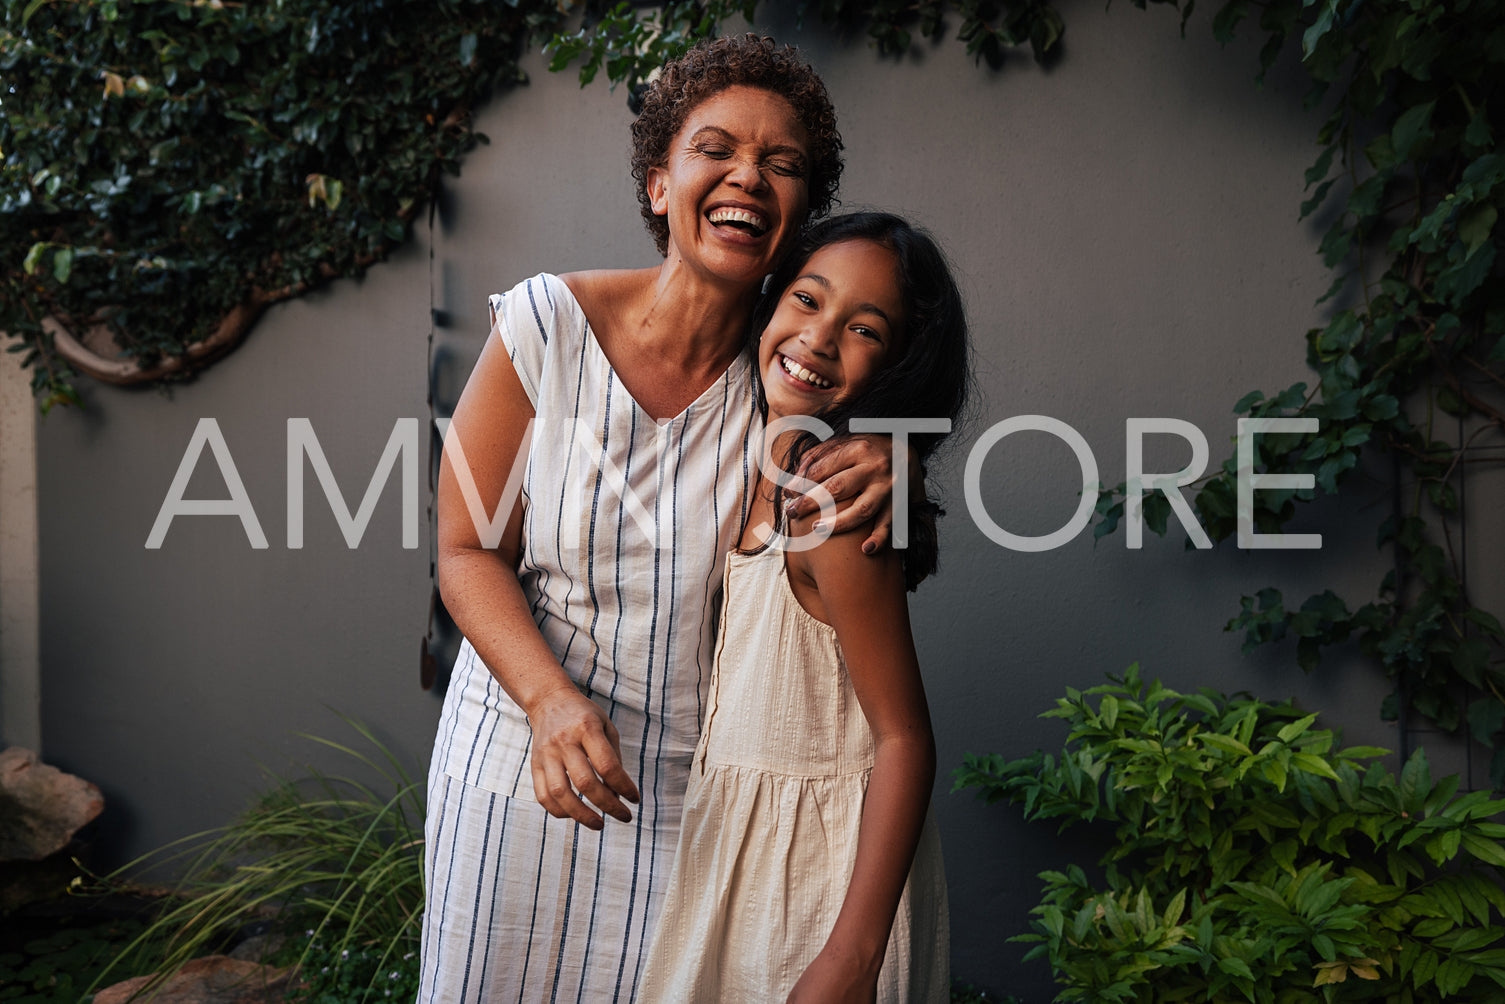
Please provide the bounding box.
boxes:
[421,274,759,1001]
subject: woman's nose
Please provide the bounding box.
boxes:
[726,155,767,193]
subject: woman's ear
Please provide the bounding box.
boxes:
[646,167,669,215]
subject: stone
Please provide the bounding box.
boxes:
[228,932,287,963]
[93,956,299,1004]
[0,747,104,861]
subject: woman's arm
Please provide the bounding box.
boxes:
[437,329,639,831]
[786,436,927,556]
[784,523,937,1003]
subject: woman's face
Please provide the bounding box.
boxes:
[757,239,906,424]
[646,86,812,288]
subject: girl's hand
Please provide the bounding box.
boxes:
[786,948,879,1004]
[785,434,924,555]
[526,685,640,830]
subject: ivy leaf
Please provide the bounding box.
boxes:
[1233,389,1265,413]
[23,242,48,275]
[1304,144,1336,188]
[1301,0,1339,57]
[1459,204,1498,259]
[1211,1,1248,45]
[1463,608,1505,638]
[1364,134,1397,171]
[1391,101,1436,161]
[1464,106,1493,152]
[1300,178,1336,219]
[52,246,73,285]
[1435,242,1496,302]
[1467,697,1505,748]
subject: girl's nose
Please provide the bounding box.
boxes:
[801,320,839,357]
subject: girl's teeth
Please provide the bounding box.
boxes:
[781,355,831,388]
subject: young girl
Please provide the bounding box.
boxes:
[639,212,969,1002]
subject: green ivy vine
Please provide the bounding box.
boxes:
[2,0,566,408]
[1,0,1063,408]
[1091,0,1505,784]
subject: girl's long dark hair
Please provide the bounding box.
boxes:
[749,212,972,590]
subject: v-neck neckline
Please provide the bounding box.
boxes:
[556,280,752,426]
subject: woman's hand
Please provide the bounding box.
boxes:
[786,947,879,1004]
[526,684,640,830]
[784,434,924,555]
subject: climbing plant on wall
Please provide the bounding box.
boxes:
[0,0,1062,409]
[1,0,567,408]
[1096,0,1505,782]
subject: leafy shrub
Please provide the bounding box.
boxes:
[955,666,1505,1002]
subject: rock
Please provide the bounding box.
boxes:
[228,932,287,963]
[93,956,299,1004]
[0,747,104,861]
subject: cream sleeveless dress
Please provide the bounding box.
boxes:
[638,546,949,1002]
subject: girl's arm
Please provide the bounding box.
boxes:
[437,330,640,831]
[784,521,937,1004]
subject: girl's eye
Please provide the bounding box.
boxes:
[792,291,816,308]
[853,326,883,343]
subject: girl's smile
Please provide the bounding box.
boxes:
[758,239,907,424]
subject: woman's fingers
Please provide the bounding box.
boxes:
[562,747,633,825]
[535,755,604,830]
[582,718,641,807]
[529,689,639,828]
[788,437,894,526]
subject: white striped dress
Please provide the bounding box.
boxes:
[419,273,760,1003]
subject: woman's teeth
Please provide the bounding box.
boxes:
[707,207,768,236]
[780,355,831,389]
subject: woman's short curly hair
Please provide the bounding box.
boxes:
[630,34,843,256]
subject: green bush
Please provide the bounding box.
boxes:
[955,666,1505,1002]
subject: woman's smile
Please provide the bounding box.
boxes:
[647,85,811,284]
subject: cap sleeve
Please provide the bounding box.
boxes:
[488,273,568,410]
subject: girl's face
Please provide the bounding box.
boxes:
[758,239,907,423]
[645,86,811,289]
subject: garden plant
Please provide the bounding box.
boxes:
[955,666,1505,1001]
[90,721,425,1002]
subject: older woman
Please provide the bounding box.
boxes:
[420,36,898,1000]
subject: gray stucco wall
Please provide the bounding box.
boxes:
[34,5,1492,998]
